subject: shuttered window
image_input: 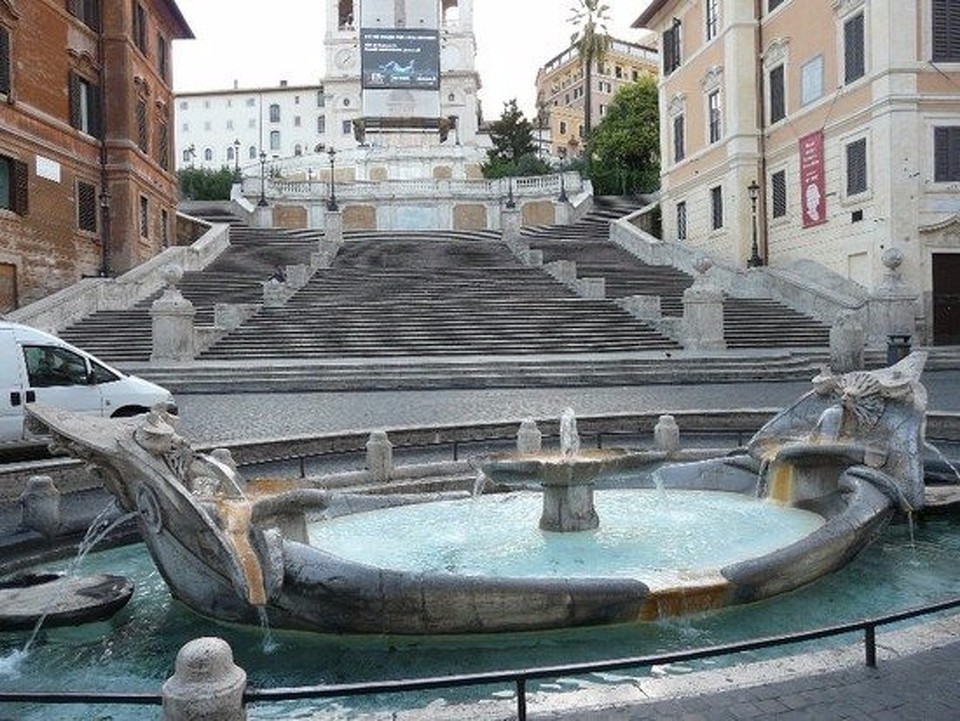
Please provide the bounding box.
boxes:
[133,1,147,55]
[769,65,785,123]
[844,13,865,83]
[67,0,100,31]
[0,26,10,96]
[846,138,868,195]
[768,0,784,11]
[158,120,169,170]
[710,186,723,230]
[705,0,719,41]
[935,127,960,182]
[673,114,685,163]
[708,90,721,143]
[676,201,687,240]
[136,98,148,152]
[663,22,682,75]
[771,170,787,218]
[933,0,960,62]
[69,71,102,138]
[77,181,97,233]
[1,155,29,215]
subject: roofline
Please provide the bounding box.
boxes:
[175,82,325,98]
[633,0,672,29]
[541,34,658,71]
[163,0,194,39]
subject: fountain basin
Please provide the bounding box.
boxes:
[0,572,133,631]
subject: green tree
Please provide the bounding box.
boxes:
[569,0,611,142]
[587,76,661,195]
[177,167,235,201]
[481,99,551,178]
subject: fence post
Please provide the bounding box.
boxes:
[864,625,877,668]
[162,637,247,720]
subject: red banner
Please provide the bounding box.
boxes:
[799,130,826,228]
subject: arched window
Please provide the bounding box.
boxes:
[226,146,235,161]
[249,145,257,159]
[203,147,213,161]
[269,130,281,151]
[269,103,280,122]
[294,144,302,156]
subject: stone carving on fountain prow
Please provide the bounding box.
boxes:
[748,351,928,512]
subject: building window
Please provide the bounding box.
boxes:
[157,119,169,170]
[182,148,191,163]
[0,26,9,96]
[843,12,865,84]
[139,195,149,238]
[342,119,352,135]
[769,64,785,123]
[933,0,960,62]
[705,0,719,41]
[663,20,682,75]
[269,104,280,122]
[133,1,148,55]
[317,90,326,107]
[0,155,28,215]
[77,181,97,233]
[248,145,257,159]
[846,137,868,196]
[161,208,169,247]
[317,115,326,134]
[203,148,213,161]
[768,0,785,11]
[559,120,567,135]
[136,98,148,153]
[710,185,723,230]
[157,33,168,81]
[672,114,685,163]
[707,90,721,143]
[226,120,234,130]
[294,116,301,127]
[294,144,302,156]
[269,130,280,150]
[771,170,787,218]
[226,146,235,162]
[69,72,101,137]
[68,0,101,31]
[934,127,960,181]
[800,55,824,106]
[246,98,255,107]
[676,201,687,240]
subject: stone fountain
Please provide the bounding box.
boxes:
[22,352,929,634]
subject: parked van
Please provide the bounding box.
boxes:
[0,321,176,448]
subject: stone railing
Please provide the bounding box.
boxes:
[244,172,584,203]
[8,215,230,333]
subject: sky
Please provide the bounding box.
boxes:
[171,1,656,118]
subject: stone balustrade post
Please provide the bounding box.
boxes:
[501,207,521,245]
[829,310,865,372]
[619,295,662,322]
[578,277,606,300]
[366,430,394,482]
[151,266,196,362]
[262,279,285,308]
[162,637,246,721]
[682,258,726,351]
[867,248,918,349]
[324,209,343,246]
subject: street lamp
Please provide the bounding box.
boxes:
[327,147,338,211]
[233,138,241,180]
[506,176,516,209]
[258,150,268,207]
[557,146,568,202]
[747,180,762,268]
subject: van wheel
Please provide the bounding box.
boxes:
[111,406,150,418]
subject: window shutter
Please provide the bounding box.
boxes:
[77,181,97,232]
[772,170,787,217]
[0,27,10,96]
[90,81,103,139]
[846,138,867,195]
[12,159,28,215]
[137,98,148,152]
[933,0,960,62]
[935,127,960,182]
[770,65,785,123]
[86,0,101,32]
[673,114,684,162]
[68,72,82,130]
[844,13,865,83]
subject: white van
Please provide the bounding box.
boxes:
[0,321,176,448]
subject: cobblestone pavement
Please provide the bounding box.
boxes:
[173,371,960,445]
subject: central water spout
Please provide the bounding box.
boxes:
[560,407,580,458]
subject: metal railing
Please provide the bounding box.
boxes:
[2,597,958,719]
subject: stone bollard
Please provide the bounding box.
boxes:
[654,415,680,453]
[500,207,521,244]
[151,266,196,362]
[524,249,544,267]
[578,277,606,300]
[681,258,725,351]
[366,430,394,482]
[517,418,542,454]
[324,209,343,246]
[829,310,865,372]
[262,278,285,308]
[162,637,246,721]
[19,475,60,541]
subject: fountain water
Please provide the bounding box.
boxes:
[15,353,932,637]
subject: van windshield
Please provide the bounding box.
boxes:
[23,345,91,387]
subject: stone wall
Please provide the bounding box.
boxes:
[273,205,309,230]
[453,204,488,230]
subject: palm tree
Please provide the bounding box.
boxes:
[569,0,611,144]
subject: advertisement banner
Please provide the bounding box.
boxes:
[799,130,826,228]
[360,28,440,91]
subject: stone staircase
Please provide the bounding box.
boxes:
[198,231,679,360]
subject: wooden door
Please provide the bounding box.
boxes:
[932,253,960,345]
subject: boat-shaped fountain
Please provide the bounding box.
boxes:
[22,353,929,635]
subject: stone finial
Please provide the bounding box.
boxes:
[692,255,713,276]
[162,637,246,721]
[19,475,61,541]
[654,415,680,453]
[365,430,394,482]
[881,247,904,272]
[162,264,184,289]
[517,418,542,454]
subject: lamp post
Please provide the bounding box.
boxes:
[506,176,516,209]
[557,146,568,202]
[258,151,268,207]
[233,139,241,181]
[747,180,762,268]
[327,147,338,211]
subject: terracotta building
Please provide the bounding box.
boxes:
[0,0,192,312]
[535,36,659,157]
[634,0,960,345]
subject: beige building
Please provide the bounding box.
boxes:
[535,37,658,157]
[635,0,960,345]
